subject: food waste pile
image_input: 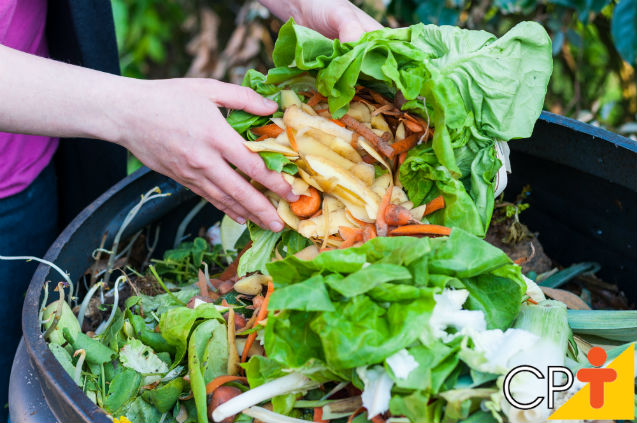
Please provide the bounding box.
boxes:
[24,18,636,423]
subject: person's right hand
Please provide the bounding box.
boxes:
[115,78,298,231]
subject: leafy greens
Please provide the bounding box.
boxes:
[229,19,552,236]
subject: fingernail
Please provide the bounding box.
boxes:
[269,221,284,232]
[263,97,277,108]
[287,193,300,202]
[235,217,246,224]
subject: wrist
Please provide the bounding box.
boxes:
[87,75,147,147]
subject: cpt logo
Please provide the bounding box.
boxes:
[503,344,635,420]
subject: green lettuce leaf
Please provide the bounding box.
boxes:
[258,152,298,175]
[268,275,334,311]
[119,338,169,385]
[266,19,551,237]
[237,223,282,277]
[158,304,224,367]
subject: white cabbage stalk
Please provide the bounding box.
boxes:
[212,373,319,422]
[467,328,539,374]
[356,365,394,418]
[385,349,418,380]
[429,289,487,342]
[502,300,570,423]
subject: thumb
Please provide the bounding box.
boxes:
[210,82,278,116]
[338,22,365,43]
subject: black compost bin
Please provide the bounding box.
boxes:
[9,112,637,423]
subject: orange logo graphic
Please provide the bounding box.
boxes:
[549,343,634,420]
[575,347,617,408]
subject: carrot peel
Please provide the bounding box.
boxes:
[251,123,283,138]
[389,224,451,237]
[376,186,393,237]
[424,195,445,215]
[286,127,298,152]
[290,186,321,218]
[241,281,274,364]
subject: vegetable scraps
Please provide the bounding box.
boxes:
[31,18,636,423]
[229,19,553,238]
[33,189,637,423]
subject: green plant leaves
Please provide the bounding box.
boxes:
[612,0,637,64]
[158,303,224,367]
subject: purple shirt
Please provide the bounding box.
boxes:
[0,0,58,198]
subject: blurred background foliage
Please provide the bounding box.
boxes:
[111,0,637,138]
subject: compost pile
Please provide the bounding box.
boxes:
[34,19,636,423]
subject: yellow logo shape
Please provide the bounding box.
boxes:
[549,343,635,420]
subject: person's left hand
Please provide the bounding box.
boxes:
[262,0,383,42]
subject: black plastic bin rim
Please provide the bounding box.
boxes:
[22,167,156,423]
[539,111,637,153]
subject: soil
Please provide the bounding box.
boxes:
[486,208,633,310]
[486,218,552,275]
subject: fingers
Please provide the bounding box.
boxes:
[208,81,278,116]
[339,23,366,43]
[218,124,299,203]
[188,181,250,225]
[205,160,286,232]
[336,4,383,42]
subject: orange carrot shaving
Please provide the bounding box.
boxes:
[307,91,327,107]
[424,195,445,215]
[514,257,527,265]
[330,118,346,127]
[254,135,269,141]
[384,204,416,226]
[371,416,386,423]
[241,281,274,363]
[205,375,248,395]
[251,123,283,138]
[338,226,363,240]
[339,237,362,249]
[290,186,321,217]
[339,226,363,249]
[286,127,298,152]
[348,407,365,423]
[313,407,328,423]
[389,224,452,237]
[315,108,329,114]
[403,118,424,132]
[527,297,539,305]
[391,133,420,155]
[346,210,368,227]
[398,152,407,166]
[340,115,395,158]
[362,224,377,242]
[197,269,209,298]
[376,186,393,237]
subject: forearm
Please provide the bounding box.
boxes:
[0,44,132,142]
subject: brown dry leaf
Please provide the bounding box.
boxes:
[541,286,591,310]
[185,7,220,77]
[197,268,209,297]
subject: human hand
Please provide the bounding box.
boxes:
[115,78,299,231]
[262,0,383,42]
